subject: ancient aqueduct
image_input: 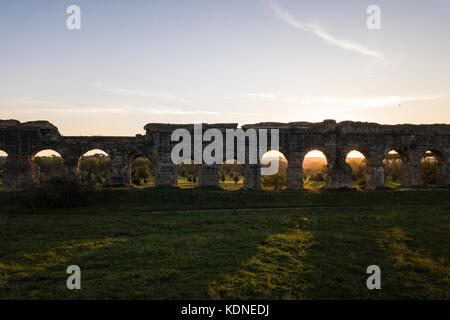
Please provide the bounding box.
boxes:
[0,119,449,192]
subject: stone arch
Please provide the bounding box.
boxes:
[302,149,328,190]
[78,149,111,186]
[177,159,199,188]
[383,150,403,188]
[81,148,109,157]
[260,150,288,190]
[284,148,331,190]
[303,147,332,163]
[0,150,8,191]
[219,157,245,190]
[345,149,367,189]
[129,152,156,187]
[31,149,64,185]
[33,149,62,157]
[420,149,446,187]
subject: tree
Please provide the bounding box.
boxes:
[384,153,402,183]
[219,161,245,182]
[347,158,366,183]
[261,172,287,190]
[132,176,141,185]
[314,172,325,181]
[421,156,438,185]
[79,154,111,185]
[137,166,151,182]
[33,156,64,183]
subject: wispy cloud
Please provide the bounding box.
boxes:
[136,106,218,115]
[230,111,259,116]
[1,98,80,109]
[0,99,219,115]
[92,82,193,104]
[243,93,277,99]
[218,93,277,100]
[268,0,384,59]
[300,95,444,109]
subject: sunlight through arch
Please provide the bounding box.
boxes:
[130,156,155,188]
[32,149,64,184]
[79,149,111,186]
[303,150,327,190]
[177,160,199,188]
[420,150,443,187]
[383,150,403,188]
[219,158,245,190]
[261,150,287,190]
[345,150,366,189]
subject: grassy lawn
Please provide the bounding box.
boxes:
[177,177,198,189]
[219,177,244,191]
[303,180,326,190]
[0,188,448,299]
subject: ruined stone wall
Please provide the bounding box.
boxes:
[0,119,449,191]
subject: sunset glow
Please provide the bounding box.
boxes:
[0,1,448,135]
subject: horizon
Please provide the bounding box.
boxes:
[0,146,366,159]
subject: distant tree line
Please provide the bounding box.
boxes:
[261,157,288,190]
[31,154,112,187]
[384,152,440,186]
[131,157,154,185]
[346,158,366,187]
[178,162,199,184]
[303,160,327,182]
[0,152,443,190]
[384,153,402,184]
[421,155,440,186]
[219,161,245,185]
[78,154,111,185]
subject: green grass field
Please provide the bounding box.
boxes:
[0,188,448,299]
[130,177,245,190]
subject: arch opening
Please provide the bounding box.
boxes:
[345,150,366,189]
[219,159,245,190]
[130,156,155,188]
[0,150,8,191]
[383,150,403,188]
[177,160,199,188]
[303,150,327,190]
[261,150,287,190]
[32,149,64,185]
[421,150,443,187]
[79,149,111,187]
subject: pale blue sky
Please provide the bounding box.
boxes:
[0,0,449,135]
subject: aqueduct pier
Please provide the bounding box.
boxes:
[0,119,449,191]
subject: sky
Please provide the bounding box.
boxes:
[0,0,449,137]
